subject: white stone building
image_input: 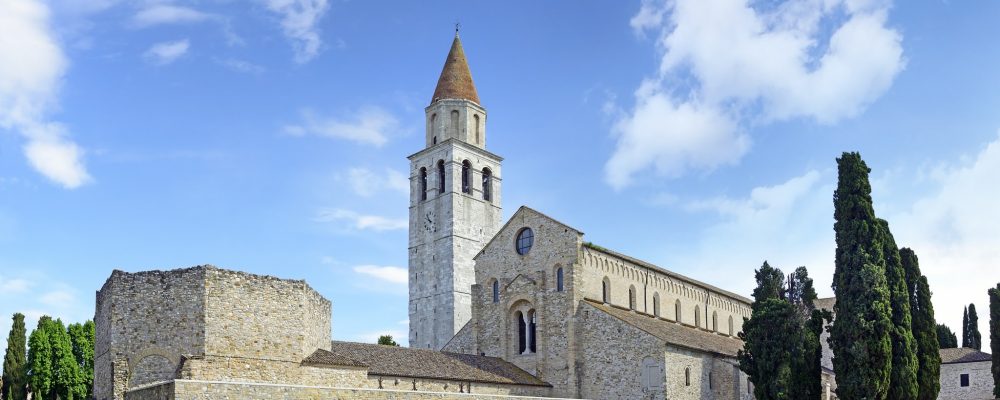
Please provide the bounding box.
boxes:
[938,347,995,400]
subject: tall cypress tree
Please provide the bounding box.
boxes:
[989,283,1000,399]
[830,152,893,399]
[968,304,982,350]
[878,220,918,400]
[49,319,84,400]
[68,321,94,398]
[963,306,970,348]
[936,324,958,348]
[753,261,786,303]
[901,248,940,400]
[27,317,53,400]
[2,313,28,400]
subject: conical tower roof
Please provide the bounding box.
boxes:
[431,32,480,105]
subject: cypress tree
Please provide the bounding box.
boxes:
[989,283,1000,399]
[901,248,940,400]
[963,306,970,347]
[788,267,823,400]
[830,152,893,399]
[67,321,94,398]
[752,261,786,303]
[49,319,85,400]
[878,219,918,400]
[27,317,53,400]
[2,313,28,400]
[740,298,800,400]
[968,304,982,350]
[936,324,957,348]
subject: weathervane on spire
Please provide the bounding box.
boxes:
[455,21,461,37]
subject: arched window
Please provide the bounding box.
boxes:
[474,114,481,144]
[492,280,499,303]
[437,160,446,193]
[451,110,460,136]
[555,267,564,292]
[431,113,437,143]
[461,160,472,194]
[653,293,660,317]
[675,300,682,322]
[419,168,427,201]
[695,306,701,328]
[628,285,637,310]
[516,311,526,354]
[712,311,718,332]
[729,315,734,336]
[482,168,492,201]
[515,228,533,255]
[685,368,691,386]
[602,277,611,303]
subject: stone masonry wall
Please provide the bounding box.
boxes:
[96,266,332,400]
[577,301,666,400]
[94,267,208,400]
[938,361,995,400]
[128,379,561,400]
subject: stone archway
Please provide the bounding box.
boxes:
[128,348,179,387]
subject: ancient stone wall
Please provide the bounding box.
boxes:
[95,266,332,400]
[577,301,666,399]
[938,361,995,400]
[126,379,555,400]
[579,246,751,338]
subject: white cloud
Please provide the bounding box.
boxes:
[40,289,75,307]
[131,5,210,28]
[215,58,265,74]
[316,208,407,231]
[259,0,330,63]
[143,39,190,65]
[607,0,904,188]
[0,0,92,188]
[886,130,1000,350]
[344,167,409,197]
[0,276,32,294]
[283,107,397,147]
[352,265,407,285]
[667,169,836,298]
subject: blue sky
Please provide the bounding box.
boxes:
[1,0,998,349]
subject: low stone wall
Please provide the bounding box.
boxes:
[128,380,570,400]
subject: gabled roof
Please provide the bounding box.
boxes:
[431,33,480,105]
[940,347,992,364]
[310,341,550,387]
[583,299,745,358]
[475,206,583,260]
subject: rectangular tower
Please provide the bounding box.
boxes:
[408,33,503,350]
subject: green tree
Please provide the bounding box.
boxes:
[787,266,818,313]
[878,219,919,400]
[2,313,28,400]
[901,248,940,400]
[67,321,94,398]
[752,261,786,303]
[963,306,970,347]
[740,298,801,400]
[27,317,53,400]
[936,324,957,348]
[377,335,399,347]
[966,304,982,350]
[830,152,893,399]
[48,319,85,400]
[989,283,1000,398]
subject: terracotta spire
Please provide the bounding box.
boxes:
[431,31,480,105]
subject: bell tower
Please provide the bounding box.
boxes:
[408,31,503,350]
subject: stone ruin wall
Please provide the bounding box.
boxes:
[95,266,332,400]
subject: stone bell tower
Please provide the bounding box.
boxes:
[408,31,503,350]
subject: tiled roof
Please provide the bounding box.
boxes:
[302,348,367,368]
[583,299,745,357]
[940,347,992,364]
[431,33,480,104]
[316,341,549,387]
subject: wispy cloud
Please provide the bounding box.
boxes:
[131,4,211,28]
[39,289,75,307]
[215,58,265,74]
[0,0,92,188]
[143,39,190,65]
[316,208,407,231]
[0,276,32,294]
[352,265,407,285]
[606,0,905,189]
[343,167,408,197]
[283,107,398,147]
[258,0,331,63]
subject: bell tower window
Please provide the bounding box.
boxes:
[461,160,472,194]
[419,168,427,201]
[451,110,460,138]
[474,114,481,144]
[437,160,446,193]
[482,168,492,201]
